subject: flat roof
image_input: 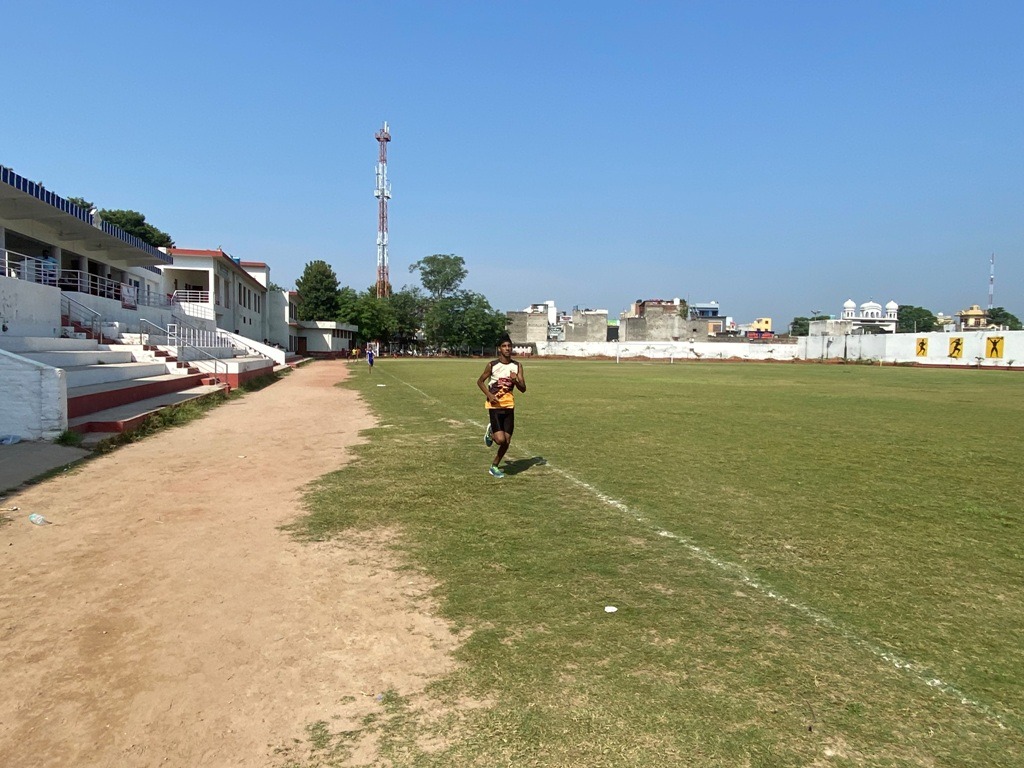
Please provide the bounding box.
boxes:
[0,164,171,266]
[166,247,266,292]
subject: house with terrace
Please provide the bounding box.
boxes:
[0,164,276,442]
[161,248,271,340]
[162,251,357,358]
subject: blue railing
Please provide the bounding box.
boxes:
[98,220,170,262]
[0,165,91,222]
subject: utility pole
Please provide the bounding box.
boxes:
[374,121,392,298]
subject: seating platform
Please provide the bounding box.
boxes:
[68,383,230,446]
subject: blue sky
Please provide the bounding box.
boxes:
[3,1,1021,326]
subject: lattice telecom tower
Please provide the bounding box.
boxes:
[374,121,392,298]
[988,253,995,310]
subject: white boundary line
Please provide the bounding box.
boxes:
[383,368,1015,732]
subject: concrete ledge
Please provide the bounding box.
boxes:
[67,373,207,418]
[63,361,169,388]
[0,349,68,440]
[0,441,89,494]
[0,336,99,353]
[19,350,134,367]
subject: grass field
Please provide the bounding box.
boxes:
[287,359,1024,767]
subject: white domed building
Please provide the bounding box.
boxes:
[812,298,899,334]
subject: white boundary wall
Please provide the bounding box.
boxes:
[798,330,1024,367]
[0,348,67,440]
[533,332,1024,368]
[534,340,799,361]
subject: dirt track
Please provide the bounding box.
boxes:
[0,361,458,767]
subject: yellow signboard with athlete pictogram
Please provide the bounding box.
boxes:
[915,338,928,357]
[986,336,1004,358]
[948,337,964,358]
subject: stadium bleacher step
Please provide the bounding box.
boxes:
[62,360,170,388]
[68,383,230,445]
[67,373,211,419]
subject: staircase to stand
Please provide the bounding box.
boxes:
[7,320,230,442]
[61,315,119,345]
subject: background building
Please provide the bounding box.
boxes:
[810,299,898,335]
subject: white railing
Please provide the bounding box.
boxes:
[171,290,215,320]
[216,331,265,358]
[1,248,58,285]
[57,270,124,301]
[58,270,172,309]
[61,293,102,339]
[172,289,211,303]
[139,319,227,383]
[1,249,172,309]
[169,321,233,349]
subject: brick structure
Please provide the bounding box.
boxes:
[619,302,704,342]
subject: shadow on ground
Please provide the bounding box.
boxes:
[502,456,547,476]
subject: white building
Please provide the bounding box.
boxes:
[0,166,174,330]
[0,165,281,438]
[811,299,899,335]
[524,300,558,325]
[295,320,358,357]
[161,248,270,341]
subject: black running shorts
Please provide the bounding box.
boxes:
[488,409,514,437]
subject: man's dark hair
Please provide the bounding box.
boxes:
[498,332,512,344]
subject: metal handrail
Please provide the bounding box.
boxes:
[168,322,232,350]
[60,293,103,340]
[1,249,171,309]
[138,318,169,346]
[169,315,233,348]
[171,291,215,320]
[171,289,211,303]
[60,270,173,309]
[57,269,120,299]
[139,318,227,384]
[1,248,58,285]
[59,270,172,309]
[215,330,267,358]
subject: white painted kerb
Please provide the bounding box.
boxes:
[0,348,67,440]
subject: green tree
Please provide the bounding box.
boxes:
[789,313,831,336]
[67,196,94,212]
[421,298,451,350]
[294,260,340,321]
[354,289,397,342]
[408,254,467,299]
[97,209,174,248]
[987,306,1023,330]
[336,286,360,324]
[789,317,811,336]
[423,290,504,354]
[390,286,426,347]
[456,291,506,352]
[897,305,938,333]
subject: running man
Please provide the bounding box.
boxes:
[367,346,375,373]
[477,333,526,478]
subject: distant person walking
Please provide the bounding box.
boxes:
[476,333,526,478]
[367,347,375,373]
